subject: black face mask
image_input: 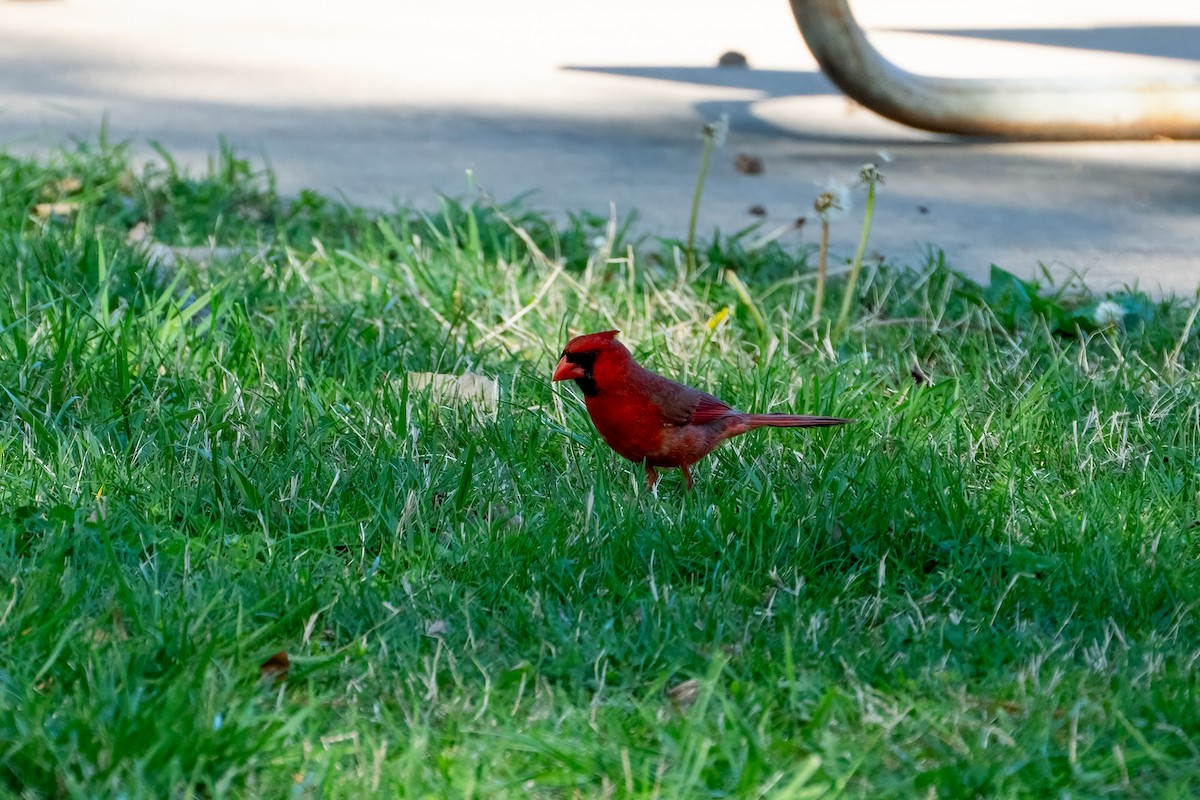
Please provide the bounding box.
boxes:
[562,350,599,396]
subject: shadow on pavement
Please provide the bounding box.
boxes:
[895,25,1200,63]
[561,66,839,99]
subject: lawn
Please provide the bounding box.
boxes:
[0,141,1197,798]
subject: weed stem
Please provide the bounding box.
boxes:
[811,218,829,324]
[835,171,879,337]
[686,135,714,278]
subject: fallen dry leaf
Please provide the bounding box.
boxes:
[126,221,150,244]
[424,619,449,637]
[33,202,80,219]
[54,177,83,194]
[125,223,251,279]
[407,372,498,419]
[140,242,245,273]
[666,678,701,709]
[259,651,290,686]
[734,154,764,176]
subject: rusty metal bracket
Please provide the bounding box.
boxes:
[789,0,1200,140]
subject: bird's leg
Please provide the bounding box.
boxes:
[645,465,659,489]
[681,465,694,491]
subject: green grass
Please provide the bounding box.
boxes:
[0,140,1198,799]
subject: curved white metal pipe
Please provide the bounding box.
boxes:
[790,0,1200,140]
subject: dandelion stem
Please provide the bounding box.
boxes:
[834,176,877,337]
[686,134,714,278]
[811,218,829,324]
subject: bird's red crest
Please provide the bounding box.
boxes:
[562,330,621,354]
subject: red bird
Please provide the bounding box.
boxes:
[551,330,852,490]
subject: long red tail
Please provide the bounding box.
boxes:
[744,414,853,429]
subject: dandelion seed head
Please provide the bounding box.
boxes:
[814,180,852,221]
[1094,300,1125,326]
[859,163,885,185]
[702,113,730,147]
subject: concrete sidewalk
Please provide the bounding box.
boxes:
[1,0,1198,292]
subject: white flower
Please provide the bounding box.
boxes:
[814,179,852,222]
[1093,300,1125,326]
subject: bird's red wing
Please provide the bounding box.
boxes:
[631,368,735,427]
[687,393,737,425]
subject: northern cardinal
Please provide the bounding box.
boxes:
[552,330,852,490]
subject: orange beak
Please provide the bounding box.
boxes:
[552,356,586,382]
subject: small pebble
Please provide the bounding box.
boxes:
[717,51,748,68]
